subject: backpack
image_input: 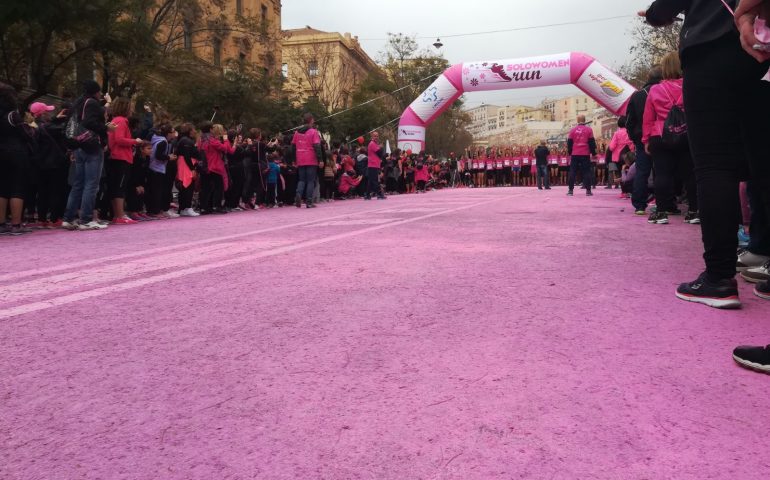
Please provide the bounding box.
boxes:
[661,86,688,149]
[65,98,100,149]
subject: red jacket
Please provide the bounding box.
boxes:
[107,116,136,163]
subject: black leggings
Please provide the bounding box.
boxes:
[36,167,68,222]
[146,171,166,215]
[200,172,224,211]
[649,137,697,214]
[683,35,770,279]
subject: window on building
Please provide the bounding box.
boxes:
[236,0,243,15]
[183,23,193,51]
[308,60,319,77]
[261,4,268,23]
[239,52,246,66]
[212,38,222,66]
[281,63,289,79]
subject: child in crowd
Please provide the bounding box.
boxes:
[265,152,281,207]
[415,160,430,193]
[127,141,152,221]
[338,169,362,198]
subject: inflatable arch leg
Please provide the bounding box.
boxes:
[397,52,635,153]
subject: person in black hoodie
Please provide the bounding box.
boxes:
[62,79,113,230]
[174,123,201,217]
[0,83,35,235]
[625,65,662,214]
[534,141,551,190]
[640,1,770,309]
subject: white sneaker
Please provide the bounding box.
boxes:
[61,221,79,231]
[737,250,770,273]
[165,209,180,219]
[180,208,200,217]
[78,221,108,230]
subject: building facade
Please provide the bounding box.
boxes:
[281,27,382,110]
[183,0,282,76]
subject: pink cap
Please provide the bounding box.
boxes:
[29,102,55,117]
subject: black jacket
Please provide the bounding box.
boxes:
[0,108,32,159]
[534,146,550,166]
[625,81,659,144]
[35,118,68,170]
[645,0,738,55]
[175,136,199,170]
[73,95,107,152]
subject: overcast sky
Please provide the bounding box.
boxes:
[282,0,645,109]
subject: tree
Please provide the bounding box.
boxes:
[621,19,681,87]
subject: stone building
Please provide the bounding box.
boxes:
[281,27,382,110]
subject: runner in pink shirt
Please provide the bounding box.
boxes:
[567,115,597,196]
[291,113,322,208]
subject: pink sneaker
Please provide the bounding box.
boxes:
[113,217,138,225]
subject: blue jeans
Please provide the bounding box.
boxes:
[64,148,104,223]
[536,165,550,188]
[631,142,652,211]
[296,165,317,203]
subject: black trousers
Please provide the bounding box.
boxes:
[682,35,770,279]
[266,182,277,206]
[177,181,194,211]
[200,172,224,212]
[649,137,697,214]
[568,156,593,192]
[146,171,167,215]
[36,167,68,222]
[226,163,245,209]
[162,161,176,211]
[366,167,382,197]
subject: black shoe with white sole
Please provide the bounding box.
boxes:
[755,281,770,301]
[648,212,669,224]
[676,272,741,309]
[733,345,770,374]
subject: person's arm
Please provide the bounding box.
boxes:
[567,138,574,155]
[625,95,639,140]
[609,131,619,152]
[155,140,170,161]
[588,136,597,156]
[0,109,23,134]
[642,0,689,27]
[642,93,655,146]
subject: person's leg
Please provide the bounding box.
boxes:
[77,150,104,223]
[632,143,652,212]
[295,166,307,204]
[36,169,52,223]
[64,150,86,223]
[678,146,698,214]
[567,160,577,192]
[650,140,677,213]
[747,183,770,256]
[683,39,769,280]
[242,157,253,206]
[305,166,318,205]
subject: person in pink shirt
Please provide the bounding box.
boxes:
[198,122,235,214]
[291,113,323,208]
[607,116,635,189]
[365,131,386,200]
[107,98,143,224]
[567,115,597,196]
[642,51,698,225]
[414,158,431,192]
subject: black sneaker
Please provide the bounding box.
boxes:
[586,191,593,196]
[567,190,574,196]
[733,345,770,374]
[676,272,741,309]
[755,280,770,301]
[684,211,700,224]
[647,212,669,224]
[295,196,302,208]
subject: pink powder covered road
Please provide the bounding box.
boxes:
[1,187,768,479]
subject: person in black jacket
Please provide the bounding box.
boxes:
[62,79,114,230]
[32,104,70,227]
[0,83,34,235]
[625,65,662,214]
[640,1,770,309]
[174,123,201,217]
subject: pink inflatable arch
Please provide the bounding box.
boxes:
[397,52,636,153]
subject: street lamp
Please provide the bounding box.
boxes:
[433,38,443,50]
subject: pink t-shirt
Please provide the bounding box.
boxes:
[568,124,595,156]
[292,128,321,167]
[367,141,382,169]
[414,164,430,182]
[609,128,636,162]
